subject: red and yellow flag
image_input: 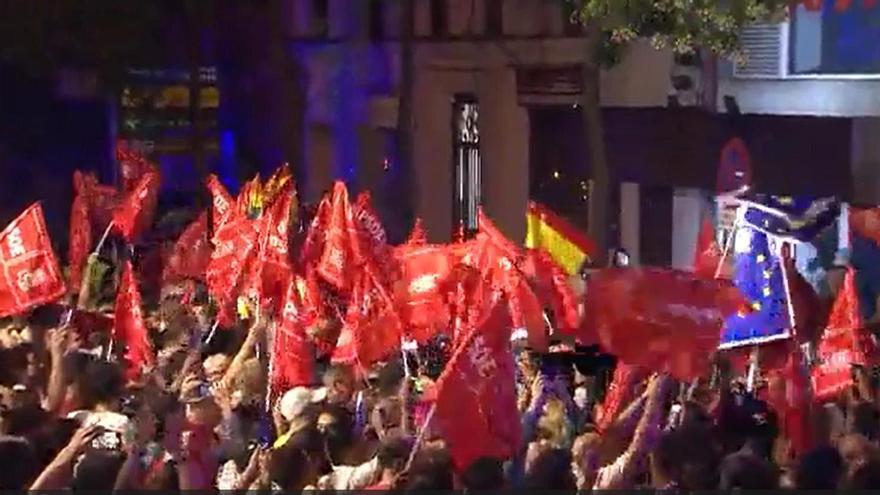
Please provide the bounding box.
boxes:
[525,202,596,275]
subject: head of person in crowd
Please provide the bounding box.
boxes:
[374,432,414,488]
[0,436,39,489]
[404,446,454,491]
[180,378,222,427]
[848,401,880,441]
[795,446,843,490]
[718,451,779,490]
[77,360,124,412]
[459,456,506,491]
[523,447,576,490]
[322,364,355,407]
[838,433,879,477]
[202,353,231,385]
[71,450,125,491]
[277,386,320,440]
[316,403,353,464]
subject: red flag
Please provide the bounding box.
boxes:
[258,182,295,311]
[523,249,580,335]
[82,173,120,231]
[116,140,152,193]
[337,269,403,366]
[0,204,67,317]
[583,267,746,380]
[206,215,258,326]
[114,261,155,382]
[316,182,364,292]
[802,0,823,10]
[354,192,394,278]
[271,277,316,397]
[779,348,814,457]
[163,212,211,284]
[236,175,261,217]
[112,168,160,242]
[206,174,235,234]
[596,363,647,433]
[69,172,93,294]
[394,244,454,342]
[406,218,428,246]
[812,268,867,401]
[435,302,520,471]
[693,217,722,279]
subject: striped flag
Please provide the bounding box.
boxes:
[525,202,597,275]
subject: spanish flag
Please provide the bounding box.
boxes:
[525,202,597,275]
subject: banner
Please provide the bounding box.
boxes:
[583,267,745,380]
[113,168,161,242]
[525,201,596,276]
[435,302,520,470]
[0,204,66,317]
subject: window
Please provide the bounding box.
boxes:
[431,0,447,37]
[369,0,385,40]
[313,0,329,37]
[486,0,503,36]
[789,1,880,75]
[452,94,481,235]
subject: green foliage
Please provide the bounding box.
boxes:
[570,0,790,64]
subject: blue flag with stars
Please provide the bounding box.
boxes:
[740,194,839,242]
[720,229,791,349]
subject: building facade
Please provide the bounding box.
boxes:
[286,0,676,248]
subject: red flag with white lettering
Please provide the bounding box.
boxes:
[258,182,295,312]
[582,267,746,380]
[206,174,235,235]
[394,244,454,342]
[114,261,155,381]
[69,172,93,294]
[0,203,66,318]
[271,277,316,397]
[811,267,866,401]
[337,268,403,366]
[163,212,211,284]
[317,182,364,292]
[435,302,520,471]
[354,192,394,278]
[112,168,160,243]
[206,215,258,326]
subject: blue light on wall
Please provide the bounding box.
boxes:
[218,129,239,193]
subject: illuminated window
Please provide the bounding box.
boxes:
[453,94,481,235]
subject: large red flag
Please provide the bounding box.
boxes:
[435,302,520,471]
[0,204,66,317]
[206,174,235,234]
[394,244,454,342]
[693,217,723,279]
[354,192,394,278]
[112,168,160,243]
[163,212,211,284]
[583,267,746,380]
[271,277,316,397]
[206,215,258,326]
[114,261,155,381]
[69,172,93,294]
[812,267,867,401]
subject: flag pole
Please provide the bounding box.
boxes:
[404,402,436,472]
[92,222,114,256]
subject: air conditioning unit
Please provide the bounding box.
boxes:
[731,21,790,79]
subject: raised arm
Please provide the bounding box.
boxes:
[43,326,72,415]
[594,374,672,490]
[30,425,100,490]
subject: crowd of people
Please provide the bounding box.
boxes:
[0,265,879,492]
[0,159,878,491]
